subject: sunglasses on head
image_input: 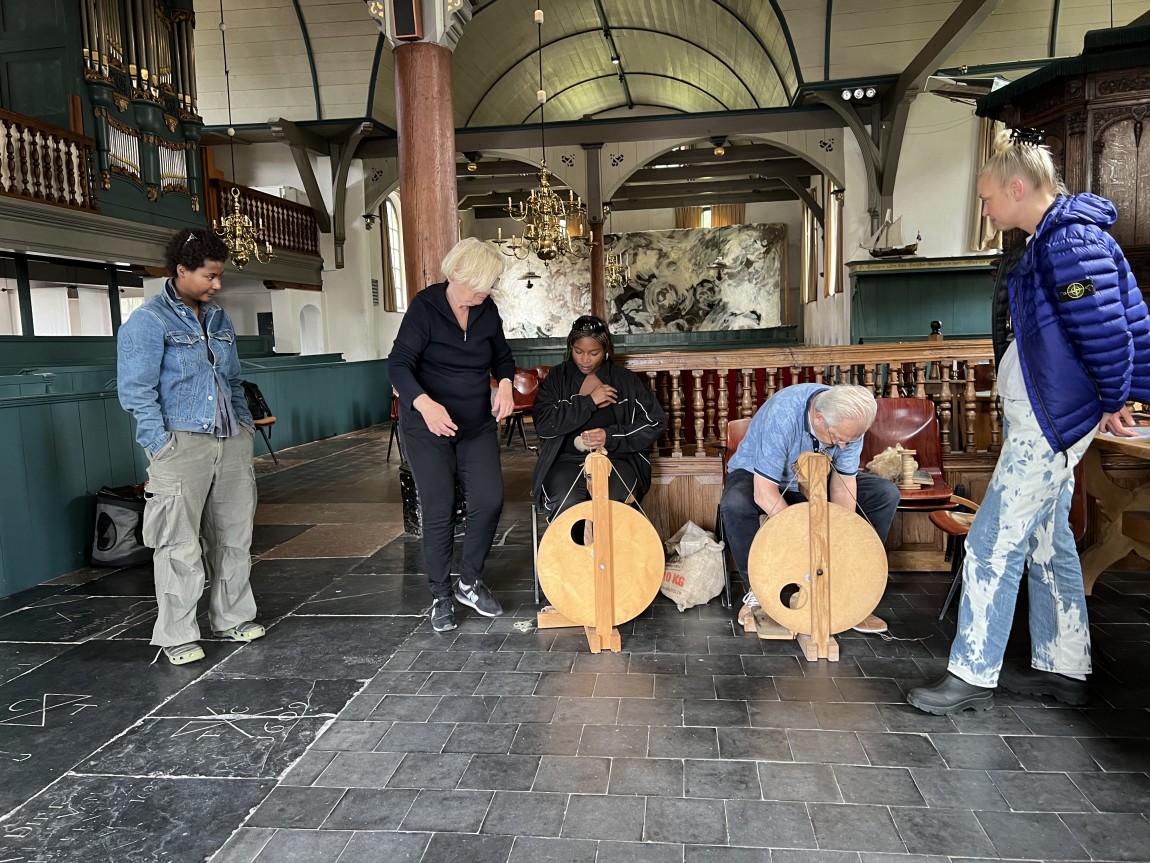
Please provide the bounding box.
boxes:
[572,317,606,334]
[183,232,198,246]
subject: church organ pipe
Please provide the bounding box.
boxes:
[122,1,138,88]
[80,1,93,73]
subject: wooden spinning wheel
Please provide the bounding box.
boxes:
[747,452,888,661]
[537,452,664,652]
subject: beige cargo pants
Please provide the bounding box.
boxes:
[143,428,258,646]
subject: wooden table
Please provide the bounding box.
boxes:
[1080,432,1150,593]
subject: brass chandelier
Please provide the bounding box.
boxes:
[211,0,272,270]
[496,4,592,262]
[603,205,630,292]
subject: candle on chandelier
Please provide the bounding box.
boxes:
[497,227,503,240]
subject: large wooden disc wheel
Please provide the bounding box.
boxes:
[537,459,664,628]
[748,501,888,635]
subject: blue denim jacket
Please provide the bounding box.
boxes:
[117,282,253,454]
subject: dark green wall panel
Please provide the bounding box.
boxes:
[849,260,996,343]
[0,357,389,597]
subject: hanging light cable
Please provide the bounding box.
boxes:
[211,0,272,271]
[494,3,592,263]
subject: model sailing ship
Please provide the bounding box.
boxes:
[864,211,920,258]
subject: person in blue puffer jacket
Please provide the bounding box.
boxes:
[908,129,1150,715]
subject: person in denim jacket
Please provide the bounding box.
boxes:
[117,229,264,665]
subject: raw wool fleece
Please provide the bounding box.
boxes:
[866,445,917,483]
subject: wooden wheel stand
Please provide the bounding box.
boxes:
[745,452,888,661]
[536,452,664,652]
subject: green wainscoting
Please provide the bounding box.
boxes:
[849,257,997,344]
[0,356,390,597]
[0,334,276,374]
[508,325,799,369]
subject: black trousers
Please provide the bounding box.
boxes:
[400,415,504,599]
[540,455,640,523]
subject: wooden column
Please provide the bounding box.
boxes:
[395,42,458,300]
[590,220,605,320]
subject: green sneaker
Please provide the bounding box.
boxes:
[213,621,266,642]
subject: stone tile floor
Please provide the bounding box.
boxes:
[1,425,1149,862]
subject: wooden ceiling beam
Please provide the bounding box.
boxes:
[646,143,792,166]
[627,158,812,183]
[612,177,791,200]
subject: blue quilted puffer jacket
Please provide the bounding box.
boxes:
[1010,193,1150,453]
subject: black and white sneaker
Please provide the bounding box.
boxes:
[454,579,504,617]
[430,597,456,632]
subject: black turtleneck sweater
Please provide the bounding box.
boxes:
[389,281,516,431]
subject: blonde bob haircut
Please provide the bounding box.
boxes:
[978,128,1068,197]
[812,384,878,434]
[441,237,505,292]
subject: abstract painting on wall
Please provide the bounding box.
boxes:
[492,223,786,338]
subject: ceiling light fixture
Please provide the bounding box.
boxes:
[494,4,592,263]
[711,136,727,157]
[211,0,272,271]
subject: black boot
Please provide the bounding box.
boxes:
[999,666,1088,706]
[907,673,994,715]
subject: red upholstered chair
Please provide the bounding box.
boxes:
[503,368,540,449]
[859,398,955,509]
[715,418,753,608]
[531,365,551,382]
[930,495,980,619]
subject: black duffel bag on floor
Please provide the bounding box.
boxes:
[90,484,152,567]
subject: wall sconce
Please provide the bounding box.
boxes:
[830,188,845,201]
[363,214,378,230]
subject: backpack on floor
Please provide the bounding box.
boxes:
[90,484,152,567]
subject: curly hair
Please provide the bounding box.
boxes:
[164,228,231,277]
[564,315,615,362]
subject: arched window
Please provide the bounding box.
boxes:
[384,197,406,312]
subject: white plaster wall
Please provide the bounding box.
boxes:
[216,276,273,336]
[892,97,981,259]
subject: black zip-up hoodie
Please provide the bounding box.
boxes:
[389,281,516,431]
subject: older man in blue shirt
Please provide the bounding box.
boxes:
[719,383,899,632]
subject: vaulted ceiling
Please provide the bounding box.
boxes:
[194,0,1147,213]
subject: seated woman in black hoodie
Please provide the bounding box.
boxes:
[532,316,666,522]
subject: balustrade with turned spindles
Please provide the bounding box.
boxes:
[621,341,1001,459]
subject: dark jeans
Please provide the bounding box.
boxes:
[400,415,504,599]
[540,456,640,523]
[719,468,900,590]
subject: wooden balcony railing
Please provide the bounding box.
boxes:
[206,178,320,257]
[620,339,999,458]
[0,109,97,212]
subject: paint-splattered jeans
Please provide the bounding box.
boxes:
[948,397,1094,688]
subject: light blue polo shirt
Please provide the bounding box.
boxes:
[727,383,862,491]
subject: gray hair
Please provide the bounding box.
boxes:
[440,237,505,291]
[812,385,877,432]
